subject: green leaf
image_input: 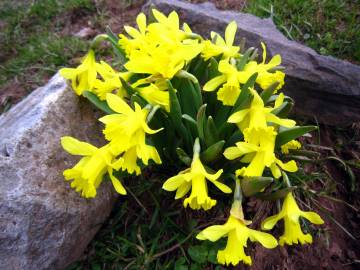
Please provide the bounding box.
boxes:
[201,140,225,163]
[182,114,198,137]
[225,129,243,147]
[236,47,254,70]
[276,126,317,147]
[188,245,208,264]
[196,104,207,143]
[83,91,115,114]
[208,57,220,78]
[232,72,257,113]
[105,26,126,65]
[168,80,192,149]
[271,101,294,117]
[146,105,160,123]
[130,93,147,107]
[205,116,219,147]
[176,147,191,165]
[256,186,296,200]
[241,176,274,197]
[174,258,188,270]
[260,82,280,103]
[120,77,136,96]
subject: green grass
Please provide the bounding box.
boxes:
[244,0,360,62]
[0,0,95,88]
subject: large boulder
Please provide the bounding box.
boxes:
[0,74,117,269]
[145,0,360,125]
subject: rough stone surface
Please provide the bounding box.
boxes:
[0,73,117,270]
[145,0,360,125]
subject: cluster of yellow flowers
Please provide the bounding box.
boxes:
[60,9,323,266]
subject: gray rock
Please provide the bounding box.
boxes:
[0,73,117,270]
[145,0,360,125]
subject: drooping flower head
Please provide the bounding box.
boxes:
[60,50,97,96]
[99,94,162,174]
[162,152,231,210]
[197,213,278,266]
[261,192,324,245]
[61,136,126,198]
[93,61,132,100]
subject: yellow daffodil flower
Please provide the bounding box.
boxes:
[60,50,97,95]
[61,136,126,198]
[119,12,148,56]
[148,9,187,42]
[238,42,285,91]
[224,127,275,177]
[99,94,162,174]
[162,154,231,210]
[93,61,132,100]
[203,60,241,105]
[281,139,302,154]
[124,41,203,80]
[224,127,297,178]
[202,21,240,60]
[228,90,296,131]
[136,83,170,112]
[261,192,324,245]
[197,213,278,266]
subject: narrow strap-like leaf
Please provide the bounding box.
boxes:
[276,126,318,147]
[83,91,115,114]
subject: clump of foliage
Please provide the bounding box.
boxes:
[60,9,324,267]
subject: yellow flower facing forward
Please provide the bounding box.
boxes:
[202,21,240,60]
[228,90,296,131]
[162,154,231,210]
[203,60,241,105]
[281,139,302,154]
[60,50,97,95]
[261,192,324,246]
[93,61,132,100]
[224,127,276,177]
[197,214,278,266]
[61,136,126,198]
[224,127,297,178]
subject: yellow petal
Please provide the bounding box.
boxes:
[301,211,324,225]
[61,136,98,156]
[276,159,298,172]
[203,75,227,91]
[162,174,187,191]
[108,168,127,195]
[211,180,232,193]
[196,224,233,241]
[106,93,133,115]
[228,109,249,123]
[225,21,237,45]
[175,182,192,199]
[248,229,278,248]
[266,113,296,128]
[261,213,283,230]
